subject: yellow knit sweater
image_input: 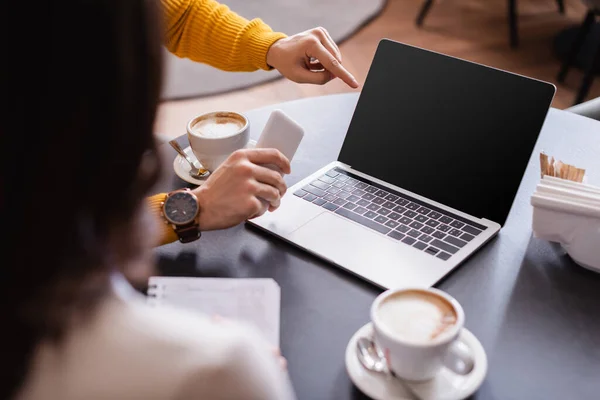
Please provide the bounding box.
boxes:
[150,0,287,245]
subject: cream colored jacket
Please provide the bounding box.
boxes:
[16,274,295,400]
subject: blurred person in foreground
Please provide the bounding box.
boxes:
[3,0,295,399]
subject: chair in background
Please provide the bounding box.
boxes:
[416,0,565,48]
[566,95,600,120]
[556,1,600,105]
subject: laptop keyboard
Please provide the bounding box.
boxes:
[293,168,486,261]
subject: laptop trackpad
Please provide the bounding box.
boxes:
[249,195,325,236]
[288,212,427,288]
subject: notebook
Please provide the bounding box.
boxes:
[147,276,281,346]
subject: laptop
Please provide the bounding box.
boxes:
[248,39,556,290]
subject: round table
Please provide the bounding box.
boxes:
[153,93,600,400]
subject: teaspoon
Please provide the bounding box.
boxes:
[169,139,209,179]
[356,337,421,399]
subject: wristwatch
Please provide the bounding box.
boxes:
[160,188,201,243]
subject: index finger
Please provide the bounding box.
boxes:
[244,148,291,175]
[309,42,358,88]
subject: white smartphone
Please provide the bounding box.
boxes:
[255,109,305,175]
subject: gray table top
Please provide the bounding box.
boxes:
[153,92,600,400]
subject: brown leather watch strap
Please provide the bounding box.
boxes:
[174,223,201,243]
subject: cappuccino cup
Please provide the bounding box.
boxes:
[186,111,250,171]
[370,287,475,381]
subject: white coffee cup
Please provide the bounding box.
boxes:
[186,111,250,172]
[370,287,475,381]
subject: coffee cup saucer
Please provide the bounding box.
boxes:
[345,322,488,400]
[173,139,256,185]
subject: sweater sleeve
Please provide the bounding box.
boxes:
[160,0,287,71]
[147,193,179,246]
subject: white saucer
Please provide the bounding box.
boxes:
[345,322,488,400]
[173,140,256,185]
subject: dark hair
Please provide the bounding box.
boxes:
[1,0,164,397]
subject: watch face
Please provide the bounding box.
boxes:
[163,191,199,225]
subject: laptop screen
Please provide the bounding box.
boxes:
[338,39,555,226]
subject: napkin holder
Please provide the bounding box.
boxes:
[531,176,600,273]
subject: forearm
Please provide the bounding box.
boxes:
[160,0,287,71]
